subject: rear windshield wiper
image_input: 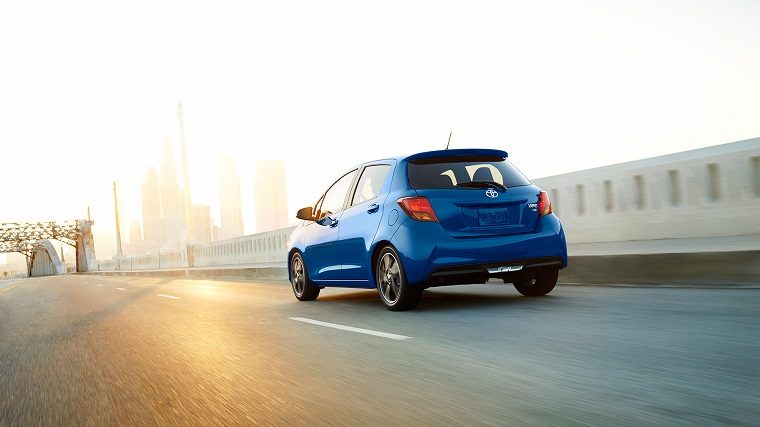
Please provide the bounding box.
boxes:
[456,181,507,191]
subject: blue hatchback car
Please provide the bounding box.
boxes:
[288,148,568,310]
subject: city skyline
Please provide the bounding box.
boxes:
[133,133,221,251]
[121,123,291,255]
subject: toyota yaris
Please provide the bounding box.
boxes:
[287,148,568,310]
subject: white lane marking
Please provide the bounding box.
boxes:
[97,284,102,287]
[116,287,126,291]
[157,294,180,300]
[290,317,411,341]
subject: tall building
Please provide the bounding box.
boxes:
[141,167,162,245]
[219,156,244,239]
[254,160,288,233]
[212,225,223,242]
[191,204,213,244]
[177,102,195,242]
[137,103,198,249]
[128,220,142,245]
[113,181,124,260]
[125,220,152,256]
[160,136,186,246]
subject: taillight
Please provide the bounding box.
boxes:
[538,191,552,216]
[398,197,439,222]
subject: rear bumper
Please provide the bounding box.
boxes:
[390,214,568,285]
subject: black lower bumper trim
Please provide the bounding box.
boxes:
[426,257,563,287]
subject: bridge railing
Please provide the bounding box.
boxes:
[97,227,296,271]
[190,227,294,267]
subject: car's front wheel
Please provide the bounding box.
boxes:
[513,268,559,296]
[290,252,320,301]
[376,246,422,311]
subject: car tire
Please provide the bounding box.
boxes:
[513,268,559,296]
[376,246,422,311]
[290,252,320,301]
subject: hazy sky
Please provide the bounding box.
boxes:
[1,0,759,259]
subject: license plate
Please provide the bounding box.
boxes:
[478,208,508,226]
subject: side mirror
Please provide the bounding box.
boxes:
[296,206,314,221]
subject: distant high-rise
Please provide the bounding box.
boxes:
[128,220,143,245]
[141,167,162,245]
[160,136,186,245]
[191,204,213,244]
[177,101,195,242]
[212,225,223,242]
[219,156,244,239]
[113,181,124,261]
[125,220,148,255]
[254,160,288,233]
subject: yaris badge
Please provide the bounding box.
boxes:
[485,188,499,198]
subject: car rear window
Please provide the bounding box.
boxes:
[407,156,531,189]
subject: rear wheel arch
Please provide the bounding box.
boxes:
[374,245,422,311]
[370,240,392,285]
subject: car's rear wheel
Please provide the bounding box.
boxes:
[376,246,422,311]
[291,253,320,301]
[513,268,558,296]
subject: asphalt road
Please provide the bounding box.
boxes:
[0,276,758,426]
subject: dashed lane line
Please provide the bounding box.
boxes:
[290,317,411,340]
[157,294,180,300]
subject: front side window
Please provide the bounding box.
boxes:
[318,169,358,217]
[407,157,530,190]
[352,164,391,206]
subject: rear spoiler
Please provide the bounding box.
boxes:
[404,148,508,164]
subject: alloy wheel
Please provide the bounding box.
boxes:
[291,255,305,296]
[378,252,401,305]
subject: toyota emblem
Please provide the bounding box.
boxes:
[485,188,499,198]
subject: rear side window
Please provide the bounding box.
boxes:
[352,164,391,206]
[407,157,530,189]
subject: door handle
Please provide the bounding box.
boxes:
[367,203,380,214]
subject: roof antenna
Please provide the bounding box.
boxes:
[446,131,453,150]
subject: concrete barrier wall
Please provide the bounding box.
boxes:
[561,252,760,285]
[532,138,760,246]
